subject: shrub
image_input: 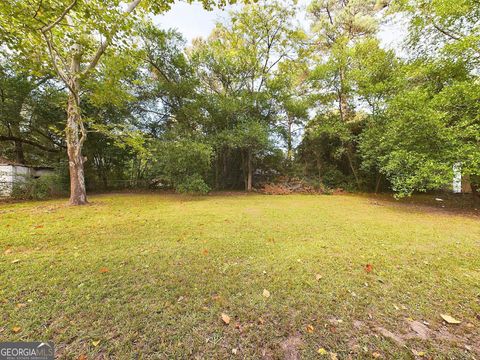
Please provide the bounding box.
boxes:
[11,174,63,200]
[176,174,210,195]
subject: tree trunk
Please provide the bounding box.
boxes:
[471,183,479,200]
[286,116,293,162]
[316,151,322,182]
[316,155,322,182]
[214,152,220,190]
[345,143,361,190]
[338,67,349,123]
[247,149,253,192]
[375,173,382,194]
[14,139,25,164]
[66,47,88,205]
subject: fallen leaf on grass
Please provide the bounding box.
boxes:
[440,314,461,324]
[364,264,373,273]
[4,248,12,255]
[412,350,426,357]
[330,352,338,360]
[372,351,381,358]
[221,313,231,325]
[202,249,209,255]
[77,355,88,360]
[262,289,270,298]
[317,348,328,355]
[306,324,314,333]
[376,327,404,346]
[91,340,100,347]
[11,259,20,264]
[99,267,109,273]
[16,303,26,309]
[315,274,322,281]
[12,326,21,334]
[408,320,430,340]
[34,225,44,229]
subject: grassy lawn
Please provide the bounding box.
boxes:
[1,193,479,359]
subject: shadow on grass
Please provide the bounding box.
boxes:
[358,192,480,217]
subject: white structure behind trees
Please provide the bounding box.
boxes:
[0,157,54,197]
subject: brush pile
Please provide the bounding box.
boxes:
[257,177,321,195]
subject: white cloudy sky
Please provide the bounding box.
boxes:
[154,1,408,53]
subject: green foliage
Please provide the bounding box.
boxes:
[176,174,211,195]
[360,57,480,197]
[11,174,64,200]
[1,0,479,198]
[395,0,480,67]
[151,139,213,191]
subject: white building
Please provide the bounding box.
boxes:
[0,157,54,197]
[452,162,472,194]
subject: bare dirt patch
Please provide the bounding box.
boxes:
[280,335,304,360]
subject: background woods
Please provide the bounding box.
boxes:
[1,0,478,201]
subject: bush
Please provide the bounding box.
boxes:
[176,174,210,195]
[11,175,63,200]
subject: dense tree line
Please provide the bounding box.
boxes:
[0,0,478,202]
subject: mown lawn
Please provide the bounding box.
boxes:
[1,193,479,359]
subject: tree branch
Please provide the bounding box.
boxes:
[40,0,77,32]
[432,22,461,41]
[0,135,62,152]
[42,32,70,87]
[84,0,143,74]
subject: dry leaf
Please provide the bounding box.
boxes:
[91,340,100,347]
[440,314,461,324]
[77,355,88,360]
[12,326,21,334]
[262,289,270,298]
[202,249,209,255]
[364,264,373,273]
[315,274,322,281]
[231,348,238,355]
[372,352,381,358]
[99,267,109,273]
[4,248,12,255]
[16,303,27,309]
[306,324,314,333]
[11,259,20,264]
[317,348,328,355]
[408,320,430,340]
[34,225,44,229]
[221,313,231,325]
[330,352,338,360]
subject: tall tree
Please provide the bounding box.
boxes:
[307,0,383,188]
[191,0,303,190]
[0,0,244,204]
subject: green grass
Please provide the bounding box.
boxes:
[1,193,479,359]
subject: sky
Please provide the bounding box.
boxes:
[154,1,408,53]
